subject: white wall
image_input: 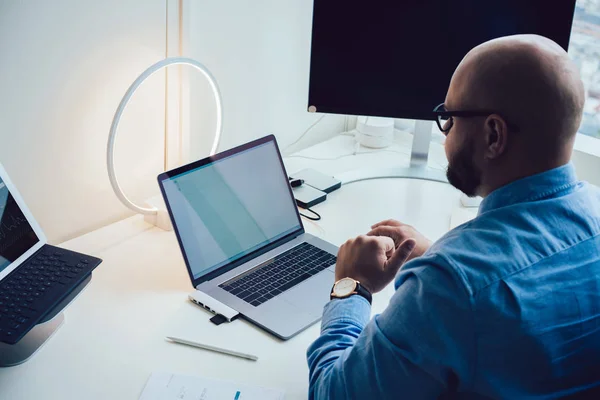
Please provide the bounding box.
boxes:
[0,1,168,243]
[184,0,346,161]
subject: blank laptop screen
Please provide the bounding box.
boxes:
[0,178,39,276]
[161,140,301,280]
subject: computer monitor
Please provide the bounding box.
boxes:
[308,0,577,121]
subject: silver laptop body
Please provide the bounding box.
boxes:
[158,135,338,340]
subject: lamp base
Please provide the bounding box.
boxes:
[143,195,173,231]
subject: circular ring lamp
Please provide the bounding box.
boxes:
[107,57,223,229]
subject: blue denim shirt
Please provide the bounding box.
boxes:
[307,163,600,399]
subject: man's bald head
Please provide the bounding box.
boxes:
[449,34,585,152]
[443,34,585,197]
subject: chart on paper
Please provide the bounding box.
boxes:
[139,371,285,400]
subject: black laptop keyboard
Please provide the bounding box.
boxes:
[0,245,101,345]
[219,242,336,307]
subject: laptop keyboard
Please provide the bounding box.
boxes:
[219,242,336,307]
[0,246,101,345]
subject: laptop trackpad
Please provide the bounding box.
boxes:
[284,270,335,316]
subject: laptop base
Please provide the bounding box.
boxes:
[0,313,64,367]
[0,274,91,367]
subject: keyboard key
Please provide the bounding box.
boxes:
[244,293,260,303]
[278,273,311,292]
[263,292,275,300]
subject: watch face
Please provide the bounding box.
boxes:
[334,278,357,297]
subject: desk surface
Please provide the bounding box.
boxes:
[0,134,473,399]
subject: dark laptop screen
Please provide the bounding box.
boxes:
[160,140,302,281]
[0,178,39,275]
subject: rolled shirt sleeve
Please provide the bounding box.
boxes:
[307,254,475,399]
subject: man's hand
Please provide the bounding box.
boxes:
[335,235,416,294]
[367,219,432,262]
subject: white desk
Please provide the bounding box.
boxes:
[0,134,474,399]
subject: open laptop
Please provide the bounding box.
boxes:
[158,135,338,339]
[0,163,102,345]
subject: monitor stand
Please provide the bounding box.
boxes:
[336,120,448,185]
[0,274,92,367]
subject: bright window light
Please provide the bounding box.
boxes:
[570,0,600,140]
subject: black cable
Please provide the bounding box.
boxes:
[299,207,321,221]
[289,176,321,220]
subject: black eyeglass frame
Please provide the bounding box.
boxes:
[432,103,519,134]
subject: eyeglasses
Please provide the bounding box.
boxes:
[432,103,519,134]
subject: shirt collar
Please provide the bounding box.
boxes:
[478,162,578,215]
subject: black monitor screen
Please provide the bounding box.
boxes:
[308,0,577,120]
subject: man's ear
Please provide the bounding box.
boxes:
[483,115,508,160]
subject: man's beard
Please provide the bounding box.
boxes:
[446,137,482,197]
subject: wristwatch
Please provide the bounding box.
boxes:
[330,277,372,304]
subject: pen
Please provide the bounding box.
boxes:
[166,336,259,362]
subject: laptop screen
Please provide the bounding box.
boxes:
[0,178,40,277]
[160,139,302,281]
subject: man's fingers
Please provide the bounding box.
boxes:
[360,235,395,252]
[376,236,396,252]
[367,226,403,242]
[370,219,403,229]
[384,239,416,276]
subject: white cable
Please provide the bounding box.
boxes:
[282,114,327,154]
[107,57,223,215]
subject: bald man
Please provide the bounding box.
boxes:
[307,35,600,399]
